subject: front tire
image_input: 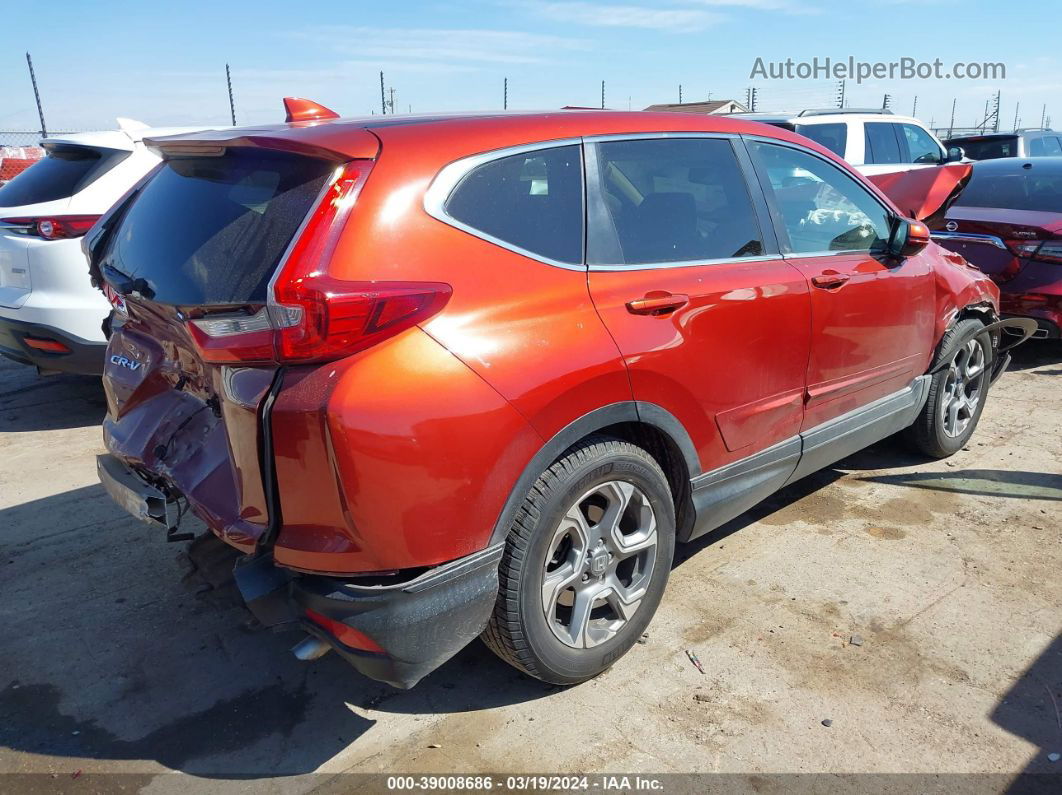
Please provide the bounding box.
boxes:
[906,318,992,458]
[482,437,675,685]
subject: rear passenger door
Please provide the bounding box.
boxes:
[585,135,812,478]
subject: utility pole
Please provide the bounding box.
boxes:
[389,87,395,114]
[225,63,236,126]
[25,52,47,138]
[982,99,990,132]
[882,93,892,111]
[601,80,605,109]
[948,98,956,139]
[1041,104,1047,129]
[503,77,508,110]
[380,71,386,115]
[1013,101,1020,131]
[678,84,683,104]
[911,96,918,118]
[835,80,846,109]
[749,87,758,111]
[993,91,1001,132]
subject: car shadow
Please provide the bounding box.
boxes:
[991,633,1062,785]
[0,359,106,432]
[1006,339,1062,373]
[0,483,556,780]
[859,469,1062,502]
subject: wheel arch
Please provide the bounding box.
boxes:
[488,402,700,545]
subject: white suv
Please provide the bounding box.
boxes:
[730,109,960,176]
[0,120,207,374]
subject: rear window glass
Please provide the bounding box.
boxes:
[444,144,583,264]
[0,145,128,207]
[99,149,333,305]
[953,165,1062,211]
[794,123,847,157]
[949,137,1018,160]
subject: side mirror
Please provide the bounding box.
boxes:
[945,146,965,163]
[888,218,931,258]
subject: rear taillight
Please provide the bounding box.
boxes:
[1009,239,1062,264]
[0,215,101,240]
[188,160,452,365]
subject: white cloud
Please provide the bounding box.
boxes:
[529,2,725,32]
[291,26,593,65]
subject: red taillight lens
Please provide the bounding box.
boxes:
[0,215,101,240]
[23,336,70,353]
[304,608,384,653]
[187,159,452,365]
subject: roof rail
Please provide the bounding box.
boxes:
[798,108,894,117]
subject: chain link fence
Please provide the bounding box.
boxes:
[0,131,86,147]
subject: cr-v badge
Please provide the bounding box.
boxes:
[110,355,141,371]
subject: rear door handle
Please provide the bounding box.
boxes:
[811,271,851,289]
[625,292,690,315]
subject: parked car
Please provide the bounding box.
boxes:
[943,129,1062,161]
[0,145,44,186]
[929,157,1062,339]
[92,103,1007,689]
[0,120,206,374]
[731,109,961,176]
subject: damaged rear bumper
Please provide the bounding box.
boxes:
[235,543,504,689]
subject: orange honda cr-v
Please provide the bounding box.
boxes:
[91,100,1011,688]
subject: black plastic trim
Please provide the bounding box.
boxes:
[255,367,286,551]
[0,315,106,375]
[684,436,801,542]
[488,401,700,545]
[787,375,930,484]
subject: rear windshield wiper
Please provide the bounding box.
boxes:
[101,263,155,299]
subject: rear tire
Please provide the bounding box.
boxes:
[482,437,675,685]
[905,318,992,459]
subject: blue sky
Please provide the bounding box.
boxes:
[1,0,1055,134]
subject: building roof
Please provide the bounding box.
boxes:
[642,100,747,114]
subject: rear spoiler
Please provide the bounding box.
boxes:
[144,97,378,162]
[866,164,973,226]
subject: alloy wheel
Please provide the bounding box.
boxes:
[940,338,986,438]
[541,480,658,649]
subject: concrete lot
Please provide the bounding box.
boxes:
[0,344,1060,791]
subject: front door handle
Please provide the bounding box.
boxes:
[625,291,690,315]
[811,271,851,289]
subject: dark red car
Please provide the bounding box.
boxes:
[91,105,1006,688]
[929,157,1062,339]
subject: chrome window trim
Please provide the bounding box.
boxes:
[422,137,586,272]
[782,248,887,259]
[583,131,739,144]
[930,231,1008,250]
[590,254,779,272]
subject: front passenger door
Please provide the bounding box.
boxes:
[747,140,935,431]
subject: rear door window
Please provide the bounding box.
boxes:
[793,123,847,157]
[749,141,892,254]
[901,124,943,164]
[951,137,1018,160]
[0,145,129,207]
[586,137,764,266]
[444,144,583,264]
[864,123,904,164]
[98,149,333,305]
